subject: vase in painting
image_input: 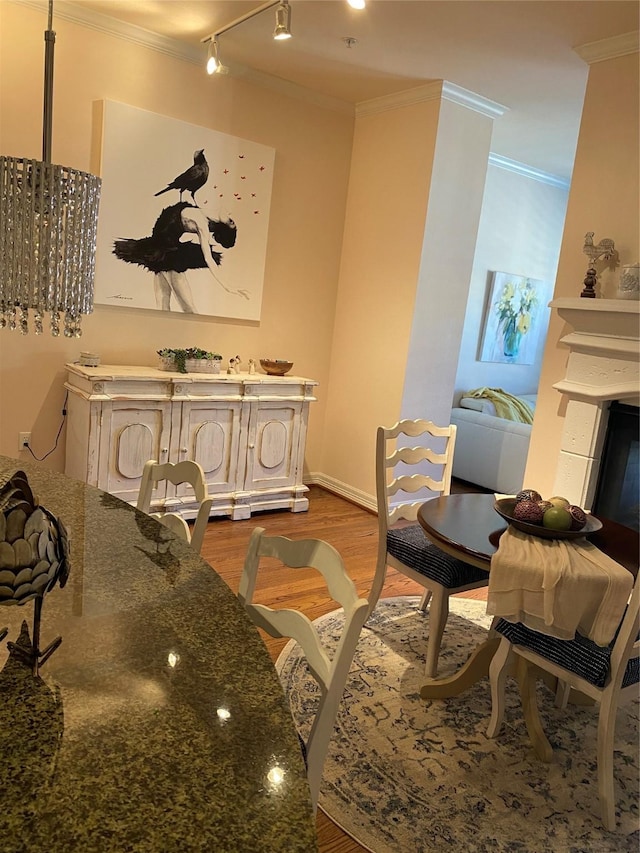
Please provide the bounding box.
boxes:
[502,317,522,359]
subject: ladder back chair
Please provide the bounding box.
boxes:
[368,419,489,678]
[136,460,212,554]
[487,573,640,830]
[238,527,369,811]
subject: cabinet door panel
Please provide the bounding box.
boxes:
[180,402,242,495]
[258,421,288,469]
[101,403,172,502]
[117,423,154,479]
[245,403,302,489]
[194,421,225,472]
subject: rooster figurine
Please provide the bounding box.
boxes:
[583,232,617,264]
[581,232,618,298]
[0,470,70,674]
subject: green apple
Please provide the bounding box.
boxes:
[548,495,570,509]
[543,506,572,531]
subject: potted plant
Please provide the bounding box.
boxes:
[184,347,223,374]
[157,347,223,374]
[157,348,183,372]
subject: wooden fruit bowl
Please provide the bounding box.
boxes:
[494,498,602,540]
[260,359,293,376]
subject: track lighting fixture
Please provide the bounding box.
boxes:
[203,0,365,76]
[273,1,292,40]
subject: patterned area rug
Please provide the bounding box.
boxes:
[277,597,639,853]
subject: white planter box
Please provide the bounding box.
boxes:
[185,359,222,374]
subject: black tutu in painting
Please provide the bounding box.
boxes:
[112,202,247,312]
[113,202,236,273]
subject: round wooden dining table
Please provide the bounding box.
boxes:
[0,456,317,852]
[417,493,639,700]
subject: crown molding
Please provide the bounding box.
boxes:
[14,0,203,64]
[356,81,508,119]
[574,31,639,64]
[11,0,354,115]
[441,82,508,119]
[488,153,570,190]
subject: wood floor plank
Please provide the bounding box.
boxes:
[200,482,488,852]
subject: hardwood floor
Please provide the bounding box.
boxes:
[200,482,489,853]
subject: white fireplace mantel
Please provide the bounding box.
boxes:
[550,297,639,508]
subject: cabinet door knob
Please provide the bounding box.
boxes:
[181,447,188,453]
[161,448,168,454]
[248,443,255,449]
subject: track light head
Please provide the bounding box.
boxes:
[273,1,292,40]
[206,37,220,74]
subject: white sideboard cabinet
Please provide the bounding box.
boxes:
[64,364,318,520]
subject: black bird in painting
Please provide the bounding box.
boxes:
[154,149,209,202]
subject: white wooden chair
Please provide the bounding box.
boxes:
[136,460,212,554]
[238,527,369,811]
[368,419,489,677]
[487,574,640,830]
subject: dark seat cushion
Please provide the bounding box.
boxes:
[387,524,488,590]
[496,618,640,689]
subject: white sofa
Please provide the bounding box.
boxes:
[449,393,537,494]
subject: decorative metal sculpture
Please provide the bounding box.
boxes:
[0,470,70,674]
[0,0,101,336]
[581,232,618,298]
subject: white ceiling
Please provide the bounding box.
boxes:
[61,1,639,180]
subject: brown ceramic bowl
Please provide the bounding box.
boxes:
[260,359,293,376]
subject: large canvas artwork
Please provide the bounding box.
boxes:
[478,271,552,365]
[94,101,275,321]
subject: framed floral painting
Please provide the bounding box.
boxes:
[478,271,552,365]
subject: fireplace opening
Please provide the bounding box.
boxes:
[592,402,639,533]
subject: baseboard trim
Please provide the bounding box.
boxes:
[305,472,377,514]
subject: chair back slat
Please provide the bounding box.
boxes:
[388,501,423,525]
[388,473,445,497]
[386,446,448,467]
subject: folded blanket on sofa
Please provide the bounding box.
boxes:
[465,387,534,424]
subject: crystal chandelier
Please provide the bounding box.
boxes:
[0,1,101,337]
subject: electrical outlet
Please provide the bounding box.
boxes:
[19,432,31,451]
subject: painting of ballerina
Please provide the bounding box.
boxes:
[478,271,552,365]
[94,100,275,321]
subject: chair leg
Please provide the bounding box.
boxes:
[517,658,553,763]
[424,587,449,678]
[366,554,388,620]
[487,637,512,738]
[554,678,571,709]
[597,688,618,831]
[418,589,432,612]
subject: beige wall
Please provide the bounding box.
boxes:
[0,2,354,472]
[525,49,640,497]
[402,99,492,427]
[318,100,439,500]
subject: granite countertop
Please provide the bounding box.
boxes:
[0,456,318,852]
